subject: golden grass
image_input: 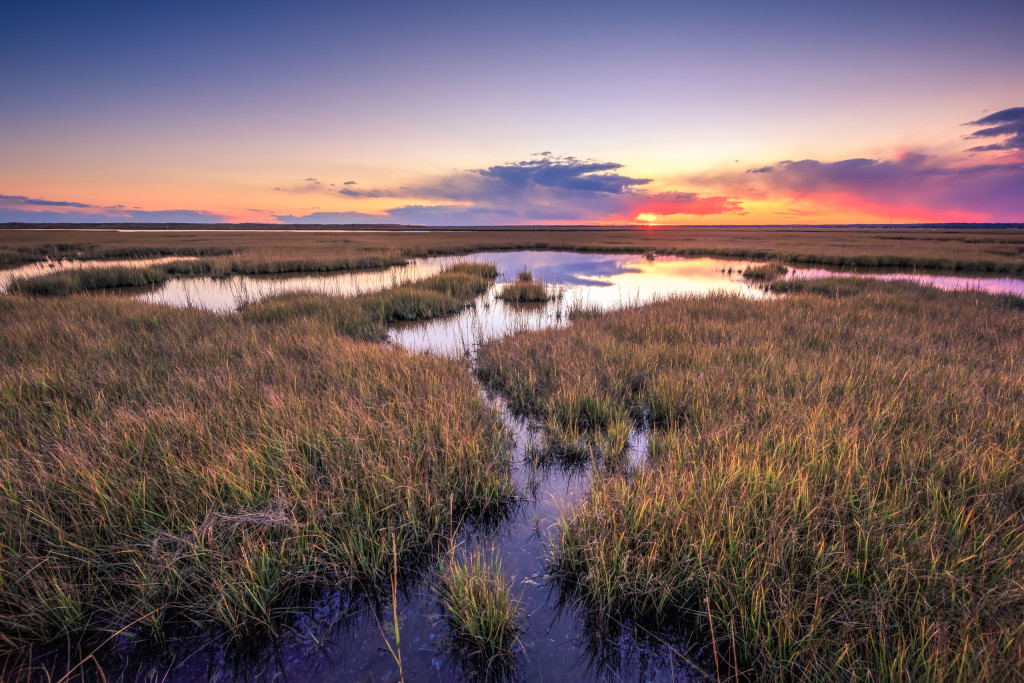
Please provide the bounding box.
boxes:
[8,265,169,295]
[477,279,1024,680]
[497,270,549,303]
[239,262,497,340]
[6,249,410,295]
[3,226,1023,272]
[742,261,788,281]
[0,264,509,655]
[436,552,524,678]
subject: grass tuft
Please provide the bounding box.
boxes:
[437,552,524,677]
[497,270,549,303]
[742,261,788,281]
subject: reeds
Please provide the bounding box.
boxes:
[239,263,497,340]
[0,262,510,656]
[741,261,788,281]
[4,227,1023,273]
[497,270,549,303]
[436,552,523,677]
[6,249,410,295]
[8,265,168,295]
[477,278,1024,680]
[160,248,407,278]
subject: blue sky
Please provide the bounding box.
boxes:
[2,0,1022,224]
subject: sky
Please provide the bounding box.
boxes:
[1,0,1022,226]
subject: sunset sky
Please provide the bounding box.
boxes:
[2,0,1022,225]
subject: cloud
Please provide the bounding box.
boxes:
[276,154,744,224]
[398,154,652,205]
[385,205,519,225]
[120,209,228,222]
[276,211,391,224]
[743,153,1024,221]
[634,191,745,217]
[965,107,1024,152]
[0,201,229,224]
[0,193,98,209]
[476,155,651,194]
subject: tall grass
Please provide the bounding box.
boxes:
[0,244,234,268]
[0,262,509,658]
[436,552,523,679]
[7,266,168,295]
[497,270,549,303]
[4,226,1023,273]
[6,249,411,296]
[477,279,1024,680]
[160,248,407,278]
[239,263,497,340]
[741,261,788,281]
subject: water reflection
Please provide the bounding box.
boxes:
[0,256,198,291]
[5,251,1020,322]
[134,259,461,312]
[390,253,768,356]
[788,267,1024,297]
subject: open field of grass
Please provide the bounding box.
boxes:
[476,279,1024,680]
[3,225,1024,273]
[3,225,1024,679]
[0,264,509,660]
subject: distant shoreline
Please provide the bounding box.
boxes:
[2,222,1023,231]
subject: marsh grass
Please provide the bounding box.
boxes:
[239,263,498,340]
[0,244,234,268]
[767,276,886,297]
[8,266,169,295]
[497,270,549,303]
[477,278,1024,680]
[0,263,510,660]
[436,552,524,679]
[6,249,410,296]
[160,248,407,278]
[4,226,1024,273]
[741,261,788,281]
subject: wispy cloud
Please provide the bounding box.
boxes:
[276,211,390,224]
[738,154,1024,220]
[684,107,1024,222]
[965,107,1024,152]
[0,194,99,209]
[0,193,229,223]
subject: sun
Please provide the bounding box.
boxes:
[635,213,659,224]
